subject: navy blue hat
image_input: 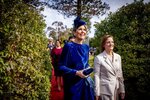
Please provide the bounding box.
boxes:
[73,16,86,30]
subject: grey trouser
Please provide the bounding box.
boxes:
[100,94,114,100]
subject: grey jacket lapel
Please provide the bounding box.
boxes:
[103,51,116,75]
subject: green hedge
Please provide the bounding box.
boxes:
[91,1,150,99]
[0,0,52,99]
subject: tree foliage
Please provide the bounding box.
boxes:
[39,0,109,43]
[44,0,110,18]
[91,1,150,99]
[0,0,51,99]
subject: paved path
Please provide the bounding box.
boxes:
[50,69,64,100]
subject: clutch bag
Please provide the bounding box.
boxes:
[83,68,94,75]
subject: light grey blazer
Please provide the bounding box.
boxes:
[94,51,125,96]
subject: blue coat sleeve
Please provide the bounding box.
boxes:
[58,43,77,75]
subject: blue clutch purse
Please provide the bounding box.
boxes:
[83,68,94,75]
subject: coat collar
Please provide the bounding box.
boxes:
[102,51,116,74]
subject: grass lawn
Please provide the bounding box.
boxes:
[89,54,94,78]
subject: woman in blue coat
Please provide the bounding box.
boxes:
[58,16,94,100]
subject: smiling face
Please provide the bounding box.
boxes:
[74,25,87,41]
[104,37,114,52]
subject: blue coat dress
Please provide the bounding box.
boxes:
[58,42,94,100]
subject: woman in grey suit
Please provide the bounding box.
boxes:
[94,35,125,100]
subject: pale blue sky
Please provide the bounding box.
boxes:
[41,0,148,38]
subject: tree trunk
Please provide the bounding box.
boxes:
[77,0,81,17]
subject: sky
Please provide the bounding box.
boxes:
[41,0,148,38]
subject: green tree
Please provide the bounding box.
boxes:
[51,21,66,39]
[47,21,70,42]
[0,0,51,99]
[47,26,56,39]
[91,1,150,100]
[44,0,109,18]
[43,0,110,40]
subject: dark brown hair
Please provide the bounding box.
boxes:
[101,34,113,51]
[55,39,62,45]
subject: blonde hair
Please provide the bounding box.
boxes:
[73,25,87,32]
